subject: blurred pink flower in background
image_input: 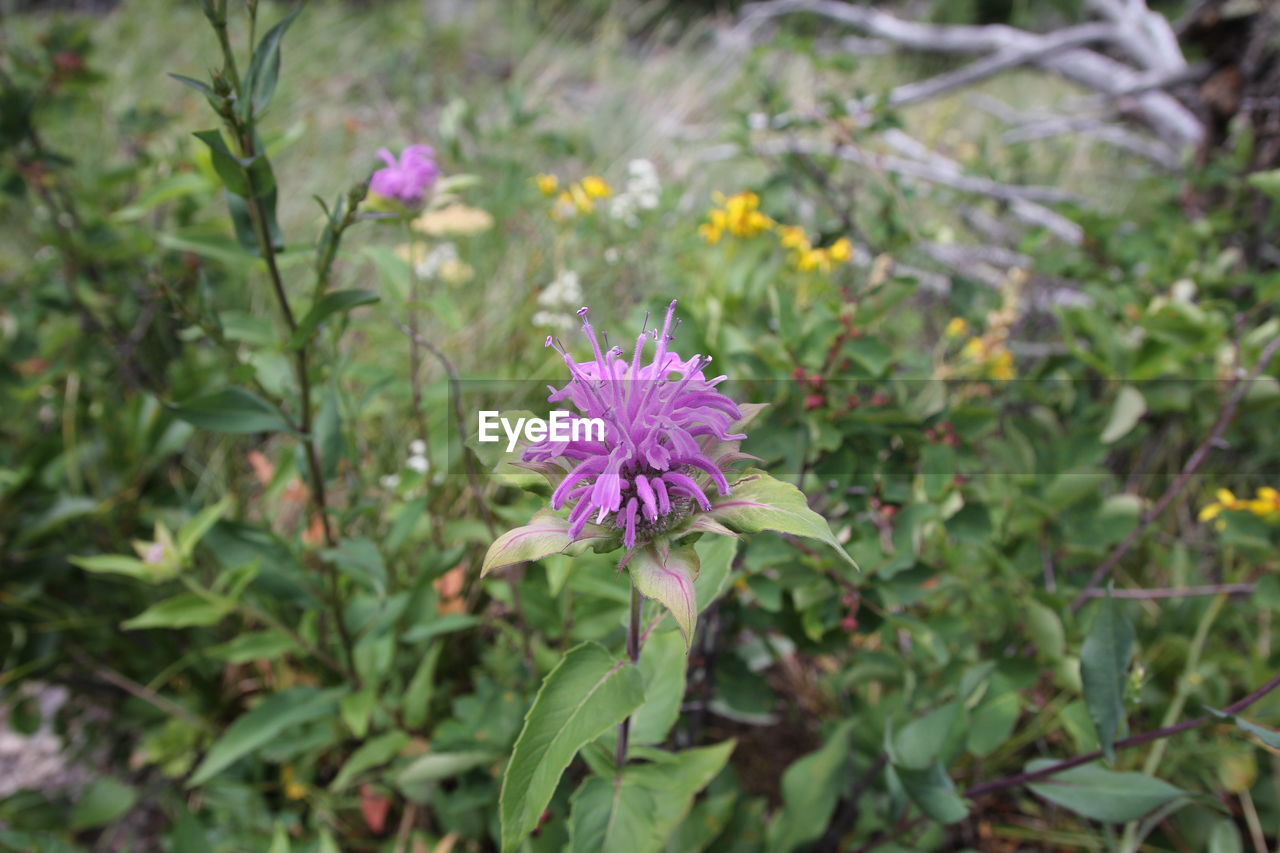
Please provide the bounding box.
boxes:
[369,144,439,207]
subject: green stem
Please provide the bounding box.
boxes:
[615,583,642,769]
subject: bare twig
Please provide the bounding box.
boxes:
[1080,583,1254,600]
[964,670,1280,800]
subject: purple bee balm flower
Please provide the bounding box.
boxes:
[369,144,439,207]
[523,301,746,551]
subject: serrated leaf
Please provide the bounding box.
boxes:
[500,643,644,852]
[570,742,735,853]
[630,542,700,651]
[189,687,346,785]
[1080,593,1135,761]
[482,510,608,576]
[1026,760,1185,822]
[171,387,292,434]
[710,469,856,569]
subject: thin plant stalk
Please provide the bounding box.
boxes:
[615,583,642,769]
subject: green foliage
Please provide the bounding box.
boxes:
[2,0,1279,850]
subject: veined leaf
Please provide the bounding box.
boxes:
[710,469,856,569]
[1026,760,1185,822]
[1080,592,1135,761]
[499,643,644,852]
[569,742,735,853]
[767,722,854,852]
[483,510,608,575]
[629,541,700,651]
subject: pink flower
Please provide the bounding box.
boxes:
[369,144,439,207]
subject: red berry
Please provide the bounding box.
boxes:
[804,393,825,411]
[841,616,858,632]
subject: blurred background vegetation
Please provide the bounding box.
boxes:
[2,0,1279,850]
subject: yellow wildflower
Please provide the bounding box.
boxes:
[796,248,831,273]
[535,173,559,195]
[580,176,612,199]
[828,237,853,264]
[411,203,493,237]
[945,317,968,338]
[962,337,988,361]
[777,225,810,251]
[281,765,308,800]
[1247,486,1280,519]
[724,192,773,237]
[988,349,1015,381]
[1198,488,1242,522]
[699,209,727,244]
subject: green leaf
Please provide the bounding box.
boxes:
[69,778,136,831]
[242,5,301,118]
[500,642,645,852]
[193,130,250,197]
[767,722,853,852]
[331,730,411,792]
[1025,760,1185,822]
[569,776,657,853]
[893,761,969,824]
[1207,707,1280,749]
[340,687,377,738]
[569,742,735,853]
[69,553,151,581]
[169,809,213,853]
[693,534,738,612]
[189,687,346,785]
[1080,592,1135,761]
[209,630,298,664]
[1208,817,1244,853]
[710,469,856,569]
[1026,601,1065,661]
[122,593,232,630]
[168,73,216,99]
[1100,385,1146,444]
[403,642,444,730]
[171,387,292,434]
[1247,168,1280,201]
[322,537,388,597]
[482,510,606,576]
[267,823,292,853]
[291,289,379,348]
[630,629,687,746]
[177,498,230,559]
[398,750,499,786]
[630,542,700,651]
